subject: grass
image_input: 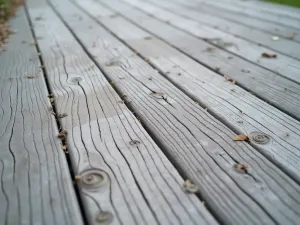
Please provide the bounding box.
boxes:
[263,0,300,8]
[0,0,23,50]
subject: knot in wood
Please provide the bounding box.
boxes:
[96,211,113,224]
[130,140,140,146]
[150,91,166,99]
[71,77,83,84]
[80,169,108,189]
[250,132,270,144]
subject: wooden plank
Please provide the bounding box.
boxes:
[100,0,300,121]
[191,0,300,31]
[161,0,300,45]
[77,0,300,183]
[52,0,300,224]
[26,0,218,224]
[138,0,300,78]
[0,6,84,225]
[82,0,300,186]
[198,0,300,21]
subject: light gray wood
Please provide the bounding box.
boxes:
[56,0,300,224]
[184,0,300,43]
[192,0,300,31]
[199,0,300,21]
[26,0,218,224]
[160,0,300,47]
[134,0,300,81]
[0,6,84,225]
[74,0,300,184]
[98,0,300,121]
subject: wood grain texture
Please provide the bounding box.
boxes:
[197,0,300,21]
[179,0,300,43]
[133,0,300,81]
[55,0,300,224]
[74,0,300,184]
[159,0,300,48]
[0,6,84,225]
[193,0,300,31]
[95,0,300,121]
[26,0,218,224]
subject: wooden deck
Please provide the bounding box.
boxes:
[1,0,300,224]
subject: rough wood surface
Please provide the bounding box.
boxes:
[26,0,218,224]
[136,0,300,79]
[193,0,300,31]
[198,0,300,21]
[74,0,300,183]
[98,0,300,121]
[52,0,300,224]
[0,6,84,225]
[160,0,300,51]
[178,0,300,43]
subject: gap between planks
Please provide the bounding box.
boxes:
[114,0,300,121]
[26,0,219,224]
[0,5,84,225]
[49,0,300,224]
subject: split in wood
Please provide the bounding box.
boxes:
[183,179,198,193]
[233,134,249,141]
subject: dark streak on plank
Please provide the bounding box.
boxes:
[0,6,84,225]
[26,0,218,224]
[53,0,300,224]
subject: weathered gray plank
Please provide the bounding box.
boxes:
[26,0,218,224]
[0,6,84,225]
[192,0,300,31]
[199,0,300,21]
[54,0,300,224]
[132,0,300,80]
[159,0,300,50]
[97,0,300,121]
[74,0,300,183]
[180,0,300,43]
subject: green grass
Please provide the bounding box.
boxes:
[264,0,300,8]
[0,0,10,20]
